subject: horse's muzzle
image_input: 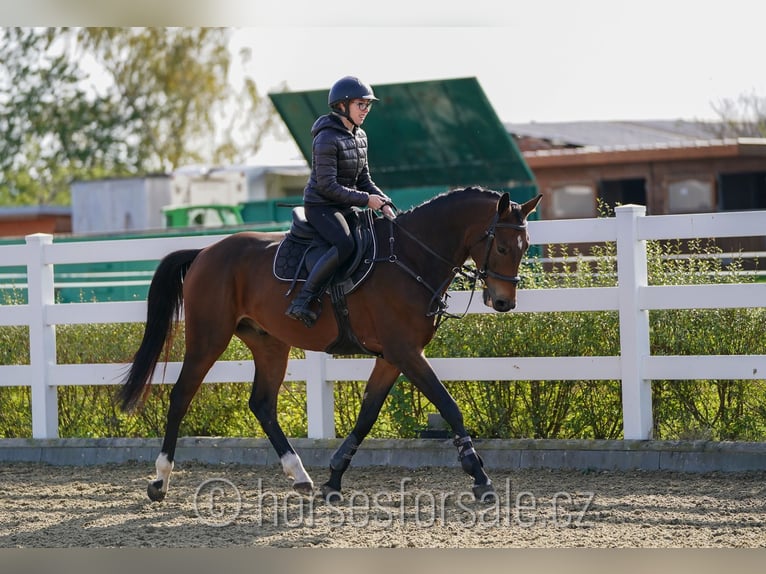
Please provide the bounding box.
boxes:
[483,288,516,312]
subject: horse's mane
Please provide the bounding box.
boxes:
[395,185,526,225]
[395,186,501,220]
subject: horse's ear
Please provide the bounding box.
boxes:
[521,194,543,220]
[498,192,511,215]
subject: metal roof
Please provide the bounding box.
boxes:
[269,77,535,189]
[523,137,766,169]
[505,120,724,148]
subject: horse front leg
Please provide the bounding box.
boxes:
[321,358,400,500]
[397,351,496,502]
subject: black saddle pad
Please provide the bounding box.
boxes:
[273,208,377,296]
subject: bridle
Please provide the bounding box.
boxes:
[474,210,528,285]
[373,205,528,324]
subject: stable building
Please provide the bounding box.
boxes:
[506,120,766,251]
[0,205,71,237]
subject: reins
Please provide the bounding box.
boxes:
[372,202,527,328]
[372,216,478,326]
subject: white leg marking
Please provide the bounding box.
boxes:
[155,452,174,492]
[280,452,313,486]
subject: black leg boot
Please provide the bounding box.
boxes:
[286,246,340,327]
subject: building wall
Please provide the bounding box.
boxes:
[531,156,766,217]
[0,215,71,239]
[71,176,172,234]
[529,153,766,253]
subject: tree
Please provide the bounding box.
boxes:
[0,27,279,206]
[0,28,133,205]
[708,90,766,138]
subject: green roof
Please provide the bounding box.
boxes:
[269,77,535,190]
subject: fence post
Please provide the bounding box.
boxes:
[305,351,335,439]
[615,205,652,439]
[26,233,58,439]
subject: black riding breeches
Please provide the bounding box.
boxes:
[304,204,355,264]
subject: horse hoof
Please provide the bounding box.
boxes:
[320,484,342,503]
[293,481,315,496]
[472,483,496,504]
[147,480,166,502]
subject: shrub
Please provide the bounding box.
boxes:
[0,235,763,440]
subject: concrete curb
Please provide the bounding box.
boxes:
[2,437,766,473]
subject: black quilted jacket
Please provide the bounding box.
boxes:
[303,113,385,207]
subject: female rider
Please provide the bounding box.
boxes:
[286,76,395,327]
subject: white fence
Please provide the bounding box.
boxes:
[1,205,765,441]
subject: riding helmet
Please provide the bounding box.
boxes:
[328,76,379,109]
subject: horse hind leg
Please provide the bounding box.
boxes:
[149,452,173,503]
[147,359,213,501]
[147,352,225,501]
[149,325,234,502]
[239,324,313,494]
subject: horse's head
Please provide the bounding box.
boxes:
[472,192,542,312]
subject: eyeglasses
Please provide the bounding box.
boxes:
[354,101,373,111]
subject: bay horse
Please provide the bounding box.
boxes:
[119,186,541,503]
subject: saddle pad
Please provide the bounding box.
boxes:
[273,209,377,296]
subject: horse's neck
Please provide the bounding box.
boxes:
[394,200,485,269]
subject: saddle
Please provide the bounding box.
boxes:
[273,207,380,356]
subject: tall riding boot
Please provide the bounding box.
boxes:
[286,246,340,327]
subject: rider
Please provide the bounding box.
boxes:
[285,76,395,327]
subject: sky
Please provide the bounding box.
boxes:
[5,0,764,164]
[224,0,766,163]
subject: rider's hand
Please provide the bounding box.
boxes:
[367,194,386,211]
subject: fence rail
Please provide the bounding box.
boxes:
[1,205,765,440]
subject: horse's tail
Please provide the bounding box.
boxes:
[119,249,202,412]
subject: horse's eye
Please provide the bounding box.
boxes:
[497,245,508,255]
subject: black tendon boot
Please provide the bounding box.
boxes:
[286,246,340,327]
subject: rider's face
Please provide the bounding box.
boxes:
[348,99,372,125]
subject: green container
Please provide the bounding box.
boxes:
[163,204,244,228]
[240,201,278,223]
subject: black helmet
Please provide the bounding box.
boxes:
[328,76,379,108]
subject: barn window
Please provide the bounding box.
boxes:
[598,178,647,212]
[718,171,766,211]
[668,179,713,213]
[549,185,595,218]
